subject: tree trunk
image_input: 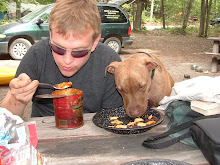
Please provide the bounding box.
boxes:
[205,0,212,37]
[213,0,216,17]
[133,2,143,31]
[150,0,155,22]
[182,0,194,30]
[132,4,135,26]
[16,0,21,19]
[199,0,206,37]
[161,0,165,29]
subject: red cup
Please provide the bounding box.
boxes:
[52,88,83,129]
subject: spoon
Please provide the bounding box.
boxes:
[35,94,66,98]
[38,83,69,90]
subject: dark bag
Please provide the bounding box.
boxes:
[164,100,203,147]
[142,114,220,165]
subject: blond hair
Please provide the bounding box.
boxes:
[49,0,101,40]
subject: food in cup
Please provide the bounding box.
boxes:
[52,88,83,129]
[57,82,72,89]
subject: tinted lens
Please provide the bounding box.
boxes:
[49,40,90,58]
[50,43,66,55]
[71,50,89,58]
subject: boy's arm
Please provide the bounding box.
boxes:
[0,73,39,117]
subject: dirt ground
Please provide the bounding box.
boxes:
[120,32,219,82]
[0,32,219,120]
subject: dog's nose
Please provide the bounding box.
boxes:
[129,109,141,117]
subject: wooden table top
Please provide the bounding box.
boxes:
[207,37,220,41]
[31,112,210,165]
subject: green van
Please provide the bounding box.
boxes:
[0,2,132,59]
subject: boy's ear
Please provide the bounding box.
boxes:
[91,34,101,52]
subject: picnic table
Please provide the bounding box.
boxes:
[205,37,220,73]
[30,112,210,165]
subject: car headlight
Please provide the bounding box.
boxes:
[0,34,6,38]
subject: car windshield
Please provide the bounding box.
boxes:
[20,5,51,23]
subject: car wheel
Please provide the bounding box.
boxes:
[104,37,122,53]
[9,38,32,60]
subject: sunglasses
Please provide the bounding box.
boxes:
[49,40,91,58]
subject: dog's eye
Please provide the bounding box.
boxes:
[139,86,145,91]
[117,87,126,94]
[119,89,124,93]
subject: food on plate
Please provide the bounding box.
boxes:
[57,82,72,89]
[146,121,156,125]
[111,120,123,125]
[115,125,127,129]
[148,114,153,120]
[109,116,119,120]
[127,122,135,127]
[137,122,147,127]
[134,118,144,123]
[108,114,158,129]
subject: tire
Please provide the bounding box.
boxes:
[104,37,122,54]
[9,38,32,60]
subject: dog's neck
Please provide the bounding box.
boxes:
[137,52,155,79]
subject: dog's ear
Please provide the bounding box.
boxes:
[146,62,158,71]
[105,61,120,77]
[145,61,162,72]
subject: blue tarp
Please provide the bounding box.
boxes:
[0,13,6,20]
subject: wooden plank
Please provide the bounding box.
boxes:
[33,113,209,165]
[206,37,220,73]
[205,52,220,56]
[207,37,220,41]
[211,57,219,73]
[31,113,167,142]
[37,132,209,165]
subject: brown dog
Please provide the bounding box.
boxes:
[105,52,174,117]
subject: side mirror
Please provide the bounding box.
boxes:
[36,19,44,25]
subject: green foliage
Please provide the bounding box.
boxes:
[138,25,219,38]
[162,27,186,35]
[121,4,133,22]
[36,0,55,5]
[185,26,199,34]
[0,0,55,14]
[22,0,37,4]
[0,18,13,25]
[208,26,220,37]
[0,0,10,13]
[141,26,148,32]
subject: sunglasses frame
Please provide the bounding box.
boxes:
[49,40,92,58]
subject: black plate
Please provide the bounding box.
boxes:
[92,107,163,134]
[121,159,192,165]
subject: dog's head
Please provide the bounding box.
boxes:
[105,54,160,117]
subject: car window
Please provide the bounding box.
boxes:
[20,5,51,23]
[98,6,127,23]
[40,12,50,23]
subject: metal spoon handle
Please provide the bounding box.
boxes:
[36,94,66,98]
[38,83,55,88]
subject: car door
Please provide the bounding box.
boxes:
[36,11,50,40]
[99,5,128,38]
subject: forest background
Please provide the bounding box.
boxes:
[0,0,219,120]
[0,0,219,37]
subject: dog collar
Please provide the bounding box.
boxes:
[137,52,155,79]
